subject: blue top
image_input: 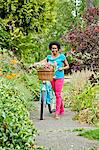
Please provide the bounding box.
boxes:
[47,54,66,79]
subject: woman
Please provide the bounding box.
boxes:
[44,41,69,119]
[33,41,69,119]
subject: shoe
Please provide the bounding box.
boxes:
[50,109,56,114]
[53,114,60,119]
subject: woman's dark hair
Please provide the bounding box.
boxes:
[49,41,60,50]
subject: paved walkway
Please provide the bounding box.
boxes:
[30,102,99,150]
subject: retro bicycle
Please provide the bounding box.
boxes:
[38,70,55,120]
[29,65,55,120]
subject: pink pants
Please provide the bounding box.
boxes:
[50,78,64,115]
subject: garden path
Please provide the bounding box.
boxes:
[30,101,99,150]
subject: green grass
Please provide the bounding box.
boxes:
[73,128,85,132]
[63,81,70,92]
[72,127,99,140]
[63,81,71,108]
[75,128,99,140]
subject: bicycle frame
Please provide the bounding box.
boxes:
[40,80,55,120]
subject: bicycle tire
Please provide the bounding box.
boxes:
[40,90,44,120]
[48,104,52,113]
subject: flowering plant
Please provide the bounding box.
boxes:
[33,62,56,72]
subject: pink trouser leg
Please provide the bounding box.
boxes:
[51,78,64,115]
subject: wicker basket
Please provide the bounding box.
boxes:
[37,70,54,81]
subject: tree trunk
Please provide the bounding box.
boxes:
[87,0,93,8]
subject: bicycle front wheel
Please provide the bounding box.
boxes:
[40,90,44,120]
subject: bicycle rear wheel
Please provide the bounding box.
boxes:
[40,90,44,120]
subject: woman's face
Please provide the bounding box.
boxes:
[51,45,58,55]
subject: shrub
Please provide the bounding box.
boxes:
[0,20,12,50]
[62,7,99,71]
[18,72,40,102]
[69,69,95,95]
[72,84,96,112]
[0,78,37,149]
[64,70,98,124]
[0,51,40,106]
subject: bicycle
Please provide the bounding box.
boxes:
[38,69,56,120]
[40,80,54,120]
[29,65,55,120]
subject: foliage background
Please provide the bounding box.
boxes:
[0,0,91,63]
[0,0,99,148]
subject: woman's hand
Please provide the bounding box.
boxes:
[44,62,54,71]
[58,68,63,71]
[63,59,69,70]
[58,66,69,71]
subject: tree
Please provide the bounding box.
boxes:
[39,0,87,55]
[62,7,99,72]
[0,0,57,34]
[87,0,94,8]
[0,0,57,62]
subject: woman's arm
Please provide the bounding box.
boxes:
[39,59,47,64]
[59,59,69,71]
[33,59,47,66]
[29,59,47,69]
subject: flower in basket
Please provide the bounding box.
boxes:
[35,62,56,72]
